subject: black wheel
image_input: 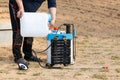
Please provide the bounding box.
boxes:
[63,64,68,66]
[46,63,53,68]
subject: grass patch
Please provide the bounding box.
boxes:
[74,73,82,77]
[29,62,40,68]
[111,56,120,60]
[23,78,33,80]
[115,68,120,73]
[17,71,26,75]
[94,61,105,64]
[11,64,16,66]
[91,52,101,54]
[104,49,112,52]
[115,35,120,37]
[112,61,120,65]
[92,74,107,80]
[33,64,40,68]
[99,68,109,72]
[4,78,19,80]
[0,70,9,74]
[80,68,91,71]
[32,72,41,76]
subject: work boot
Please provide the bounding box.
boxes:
[24,55,42,62]
[17,58,29,70]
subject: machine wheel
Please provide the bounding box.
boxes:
[46,63,53,68]
[63,64,68,66]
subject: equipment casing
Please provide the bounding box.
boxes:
[47,30,75,66]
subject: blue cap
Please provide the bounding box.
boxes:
[48,14,52,22]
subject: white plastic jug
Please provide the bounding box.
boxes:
[20,12,51,37]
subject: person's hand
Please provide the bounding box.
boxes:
[16,0,24,18]
[49,19,55,29]
[17,9,24,18]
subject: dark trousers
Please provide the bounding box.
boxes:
[9,1,42,60]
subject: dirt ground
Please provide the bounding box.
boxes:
[0,0,120,80]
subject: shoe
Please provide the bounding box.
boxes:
[24,55,42,62]
[17,58,29,70]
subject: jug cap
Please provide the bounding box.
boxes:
[54,27,58,30]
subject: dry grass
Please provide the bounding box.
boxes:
[92,74,107,80]
[0,0,120,80]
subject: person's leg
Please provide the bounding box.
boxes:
[9,3,23,62]
[22,1,44,62]
[9,2,29,69]
[23,37,33,58]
